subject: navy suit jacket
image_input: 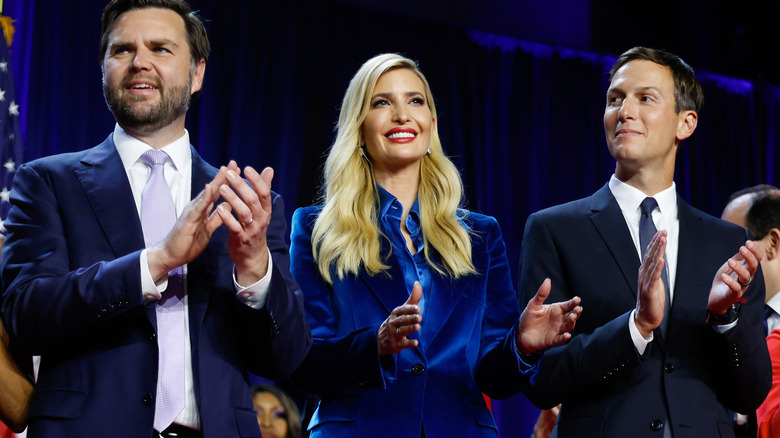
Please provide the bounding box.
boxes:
[518,184,771,438]
[289,206,538,438]
[0,136,311,437]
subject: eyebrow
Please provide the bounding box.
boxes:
[109,38,179,48]
[608,85,662,94]
[371,91,425,99]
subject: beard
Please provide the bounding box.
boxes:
[103,72,193,134]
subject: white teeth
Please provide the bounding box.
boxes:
[131,84,154,89]
[387,132,415,139]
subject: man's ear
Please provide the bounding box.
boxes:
[676,110,698,142]
[764,228,780,261]
[191,59,206,95]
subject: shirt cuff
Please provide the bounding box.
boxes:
[140,249,166,302]
[510,329,542,374]
[712,318,738,334]
[629,309,653,355]
[233,247,274,309]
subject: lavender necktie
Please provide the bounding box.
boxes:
[140,150,186,431]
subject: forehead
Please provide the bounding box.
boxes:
[253,392,282,407]
[609,59,674,93]
[109,7,187,44]
[374,68,425,93]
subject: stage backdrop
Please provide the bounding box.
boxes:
[4,1,778,436]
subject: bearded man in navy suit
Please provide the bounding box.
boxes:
[0,1,310,437]
[518,47,771,438]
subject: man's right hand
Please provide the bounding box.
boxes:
[635,230,667,338]
[146,167,229,282]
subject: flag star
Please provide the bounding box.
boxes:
[0,62,7,72]
[9,101,19,116]
[0,219,5,234]
[0,88,5,101]
[0,187,10,203]
[4,159,15,173]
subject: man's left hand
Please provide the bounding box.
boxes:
[517,279,582,354]
[216,161,274,286]
[708,240,762,315]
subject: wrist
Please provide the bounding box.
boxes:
[235,247,269,286]
[707,302,741,325]
[633,310,656,338]
[146,247,173,282]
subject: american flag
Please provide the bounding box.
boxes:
[0,21,23,236]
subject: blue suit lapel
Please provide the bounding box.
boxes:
[358,239,425,359]
[74,135,145,260]
[74,136,155,328]
[422,271,465,350]
[184,149,221,345]
[589,184,641,299]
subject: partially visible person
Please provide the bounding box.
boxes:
[251,384,301,438]
[735,193,780,437]
[519,47,770,437]
[721,185,780,438]
[532,405,560,438]
[721,185,780,229]
[0,316,32,433]
[289,53,582,437]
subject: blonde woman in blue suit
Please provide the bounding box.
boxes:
[289,53,582,438]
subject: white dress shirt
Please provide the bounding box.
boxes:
[766,292,780,334]
[113,124,273,429]
[609,175,679,354]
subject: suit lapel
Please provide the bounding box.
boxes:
[184,149,220,342]
[589,184,642,299]
[421,270,465,350]
[668,196,707,336]
[358,239,426,359]
[74,136,155,328]
[74,135,145,260]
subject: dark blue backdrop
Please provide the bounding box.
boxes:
[4,1,779,436]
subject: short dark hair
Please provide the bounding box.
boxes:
[610,47,703,113]
[727,184,780,203]
[746,193,780,239]
[99,0,210,65]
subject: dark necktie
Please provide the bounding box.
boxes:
[764,305,774,336]
[140,150,186,431]
[639,197,671,336]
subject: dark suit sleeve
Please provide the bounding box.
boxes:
[517,212,643,409]
[288,208,390,398]
[0,163,146,354]
[473,215,540,399]
[237,194,312,379]
[712,259,771,412]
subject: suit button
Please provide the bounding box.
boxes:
[143,393,154,406]
[411,364,425,376]
[650,419,664,431]
[664,362,674,373]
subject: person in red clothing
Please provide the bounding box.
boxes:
[734,192,780,437]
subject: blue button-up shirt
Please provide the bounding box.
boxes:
[377,185,431,320]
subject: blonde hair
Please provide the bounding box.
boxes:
[311,53,476,284]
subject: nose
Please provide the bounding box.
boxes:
[258,412,272,427]
[392,104,410,124]
[131,48,152,71]
[617,99,635,122]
